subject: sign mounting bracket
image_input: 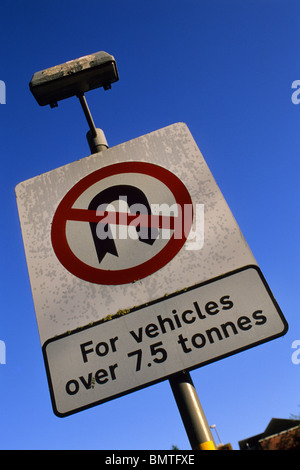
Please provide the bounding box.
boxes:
[77,93,108,154]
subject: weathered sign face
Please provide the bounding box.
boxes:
[16,123,287,416]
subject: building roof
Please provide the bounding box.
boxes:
[239,418,300,450]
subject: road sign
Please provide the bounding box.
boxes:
[16,123,288,416]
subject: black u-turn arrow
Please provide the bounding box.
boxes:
[88,185,159,264]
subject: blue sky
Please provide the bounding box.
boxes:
[0,0,299,450]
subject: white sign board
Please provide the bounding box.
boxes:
[44,266,286,417]
[16,123,287,416]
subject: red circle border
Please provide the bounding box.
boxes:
[51,162,193,285]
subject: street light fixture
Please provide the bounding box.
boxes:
[29,51,119,153]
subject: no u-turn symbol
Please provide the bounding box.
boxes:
[88,184,159,264]
[51,161,193,285]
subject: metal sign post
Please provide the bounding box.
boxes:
[169,371,216,450]
[26,52,218,448]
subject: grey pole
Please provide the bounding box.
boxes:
[77,93,108,154]
[210,424,223,445]
[169,371,216,450]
